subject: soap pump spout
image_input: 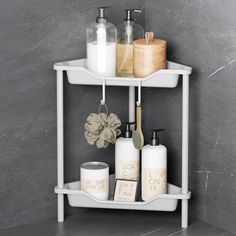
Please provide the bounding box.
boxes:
[123,122,135,138]
[124,9,142,22]
[96,6,110,23]
[150,129,165,146]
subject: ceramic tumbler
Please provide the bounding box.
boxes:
[80,162,109,200]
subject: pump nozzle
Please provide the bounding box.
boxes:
[150,129,165,146]
[97,6,110,23]
[123,122,135,138]
[124,9,142,21]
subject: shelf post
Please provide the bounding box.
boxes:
[129,86,135,125]
[181,74,189,228]
[57,70,64,222]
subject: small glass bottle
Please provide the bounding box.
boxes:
[86,7,117,77]
[116,9,144,77]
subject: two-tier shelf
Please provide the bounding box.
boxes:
[53,59,192,228]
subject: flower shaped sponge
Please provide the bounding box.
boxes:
[84,113,121,149]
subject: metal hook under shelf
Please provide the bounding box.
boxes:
[101,78,106,105]
[136,80,142,106]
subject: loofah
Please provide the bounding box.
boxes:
[84,112,121,149]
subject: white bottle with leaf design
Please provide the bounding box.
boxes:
[142,129,167,201]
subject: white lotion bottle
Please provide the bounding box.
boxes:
[86,7,117,77]
[142,129,167,201]
[115,122,140,181]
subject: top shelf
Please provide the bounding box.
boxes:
[53,59,192,88]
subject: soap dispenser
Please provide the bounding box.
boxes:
[142,129,167,201]
[116,9,144,77]
[86,7,117,77]
[115,122,140,181]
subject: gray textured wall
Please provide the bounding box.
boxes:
[1,0,235,233]
[145,0,236,234]
[0,0,144,230]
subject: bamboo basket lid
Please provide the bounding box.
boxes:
[134,32,166,48]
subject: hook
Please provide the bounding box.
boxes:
[101,78,106,105]
[136,80,141,106]
[99,103,108,115]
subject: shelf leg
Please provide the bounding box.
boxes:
[129,86,135,125]
[57,70,64,222]
[181,74,189,228]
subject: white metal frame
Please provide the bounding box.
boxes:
[57,70,64,222]
[55,60,191,228]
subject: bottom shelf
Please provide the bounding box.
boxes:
[55,174,191,212]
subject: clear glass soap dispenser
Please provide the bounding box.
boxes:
[86,7,117,77]
[116,9,144,77]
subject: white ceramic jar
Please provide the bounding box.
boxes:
[80,162,109,200]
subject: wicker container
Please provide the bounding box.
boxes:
[134,32,167,78]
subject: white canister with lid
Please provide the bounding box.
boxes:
[80,162,109,200]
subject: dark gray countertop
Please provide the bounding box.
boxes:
[0,209,234,236]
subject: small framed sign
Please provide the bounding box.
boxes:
[113,179,138,202]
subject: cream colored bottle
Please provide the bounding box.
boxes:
[142,129,167,201]
[115,122,140,181]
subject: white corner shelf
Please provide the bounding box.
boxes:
[53,58,192,228]
[53,59,192,88]
[55,174,191,212]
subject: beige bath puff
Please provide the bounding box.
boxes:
[84,112,121,149]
